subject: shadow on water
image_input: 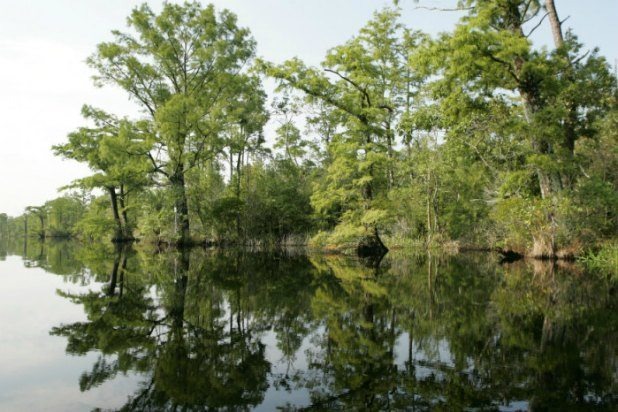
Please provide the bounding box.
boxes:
[7,241,617,410]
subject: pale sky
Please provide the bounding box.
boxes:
[0,0,616,216]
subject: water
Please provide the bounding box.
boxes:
[0,240,616,411]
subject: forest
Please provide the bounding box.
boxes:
[1,0,616,263]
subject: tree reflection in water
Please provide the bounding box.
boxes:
[28,241,614,411]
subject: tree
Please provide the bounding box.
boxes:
[261,9,425,255]
[54,106,150,241]
[25,205,48,239]
[222,75,269,199]
[86,1,263,245]
[415,0,616,255]
[45,195,87,238]
[0,213,7,239]
[271,94,314,167]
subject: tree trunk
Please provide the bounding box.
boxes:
[493,3,563,258]
[385,120,395,189]
[108,246,128,296]
[545,0,564,48]
[546,0,578,189]
[118,184,132,239]
[505,7,563,198]
[107,250,121,297]
[108,187,124,242]
[171,170,191,246]
[235,151,243,240]
[118,251,127,298]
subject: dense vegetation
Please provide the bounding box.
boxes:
[1,1,616,259]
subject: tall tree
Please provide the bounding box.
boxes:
[415,0,616,255]
[86,2,262,245]
[261,9,425,255]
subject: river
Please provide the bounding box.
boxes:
[0,240,615,411]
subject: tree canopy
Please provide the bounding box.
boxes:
[0,0,614,261]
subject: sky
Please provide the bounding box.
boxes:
[0,0,616,216]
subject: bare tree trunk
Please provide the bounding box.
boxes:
[229,149,234,182]
[170,249,189,345]
[385,120,395,189]
[426,170,432,243]
[545,0,564,48]
[118,250,127,298]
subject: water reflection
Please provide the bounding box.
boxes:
[5,240,617,410]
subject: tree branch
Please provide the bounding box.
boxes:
[572,50,590,65]
[525,12,549,38]
[147,151,169,178]
[324,68,373,107]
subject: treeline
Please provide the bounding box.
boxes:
[1,1,616,257]
[0,195,86,240]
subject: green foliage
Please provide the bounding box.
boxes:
[86,1,266,244]
[53,106,151,240]
[5,2,615,256]
[262,8,425,249]
[491,197,553,251]
[208,195,245,240]
[408,0,617,254]
[0,213,7,240]
[135,189,176,243]
[4,231,617,410]
[580,241,618,280]
[207,160,314,244]
[45,196,86,237]
[73,196,115,240]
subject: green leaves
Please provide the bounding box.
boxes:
[54,106,150,191]
[79,2,267,243]
[261,9,425,250]
[35,1,618,252]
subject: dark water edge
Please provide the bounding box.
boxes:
[0,239,616,411]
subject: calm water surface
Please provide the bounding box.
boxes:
[0,240,615,411]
